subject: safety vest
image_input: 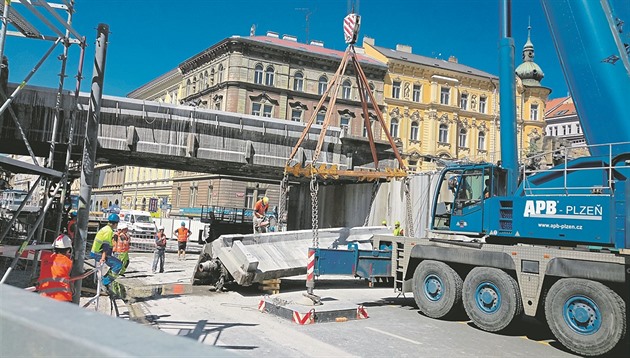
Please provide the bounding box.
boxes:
[37,251,72,302]
[176,228,189,242]
[91,225,114,254]
[393,227,403,236]
[67,219,76,240]
[254,200,268,217]
[113,232,130,253]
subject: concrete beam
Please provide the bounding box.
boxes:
[0,85,399,180]
[0,285,229,357]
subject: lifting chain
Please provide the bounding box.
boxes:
[310,174,320,248]
[363,180,381,226]
[404,177,414,237]
[278,174,289,230]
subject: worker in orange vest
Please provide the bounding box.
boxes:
[173,221,191,260]
[36,234,74,302]
[253,196,269,233]
[67,211,77,240]
[113,223,131,276]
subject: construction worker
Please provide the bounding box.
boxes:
[153,225,167,273]
[113,223,131,276]
[67,211,77,240]
[90,213,123,286]
[393,221,404,236]
[36,234,73,302]
[253,196,269,233]
[174,221,191,260]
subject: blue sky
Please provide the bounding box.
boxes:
[5,0,584,99]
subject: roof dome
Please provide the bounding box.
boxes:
[515,24,544,86]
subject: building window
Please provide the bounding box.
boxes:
[392,81,401,99]
[479,96,487,113]
[410,121,419,141]
[576,123,580,133]
[186,79,192,96]
[252,102,273,117]
[265,66,275,86]
[390,118,399,138]
[254,64,263,84]
[217,64,224,83]
[478,131,486,150]
[294,72,304,92]
[189,186,197,207]
[408,160,418,171]
[367,83,375,103]
[214,100,221,110]
[460,93,468,110]
[318,76,328,95]
[209,69,214,87]
[207,185,213,206]
[363,119,374,137]
[412,84,421,102]
[531,103,539,121]
[340,114,351,131]
[316,110,326,125]
[438,124,449,143]
[245,189,255,209]
[176,187,181,207]
[440,87,450,105]
[291,108,302,122]
[458,128,468,148]
[192,76,197,93]
[342,80,352,100]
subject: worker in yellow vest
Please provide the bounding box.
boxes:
[393,221,404,236]
[113,223,131,275]
[90,213,122,286]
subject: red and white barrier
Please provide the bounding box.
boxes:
[292,309,315,325]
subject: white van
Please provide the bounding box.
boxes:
[119,210,157,236]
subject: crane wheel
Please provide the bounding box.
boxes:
[412,260,462,319]
[545,278,626,357]
[462,267,523,332]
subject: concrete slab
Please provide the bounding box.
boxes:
[259,290,369,325]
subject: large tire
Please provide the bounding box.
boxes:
[463,267,523,332]
[545,278,626,357]
[412,260,463,318]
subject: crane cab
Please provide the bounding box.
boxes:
[431,164,507,236]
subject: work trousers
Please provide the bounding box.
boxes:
[115,252,129,275]
[89,252,123,286]
[152,248,165,273]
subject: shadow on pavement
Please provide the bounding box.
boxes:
[465,317,574,355]
[150,318,259,350]
[359,296,416,308]
[231,277,379,297]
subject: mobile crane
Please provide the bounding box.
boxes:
[194,1,628,355]
[367,0,629,356]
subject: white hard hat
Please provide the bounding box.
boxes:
[53,234,72,249]
[158,225,164,231]
[118,223,128,230]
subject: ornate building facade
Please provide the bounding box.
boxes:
[362,27,550,171]
[127,32,388,215]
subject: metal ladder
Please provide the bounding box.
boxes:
[394,241,405,296]
[82,262,119,316]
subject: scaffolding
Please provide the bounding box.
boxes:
[0,1,87,284]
